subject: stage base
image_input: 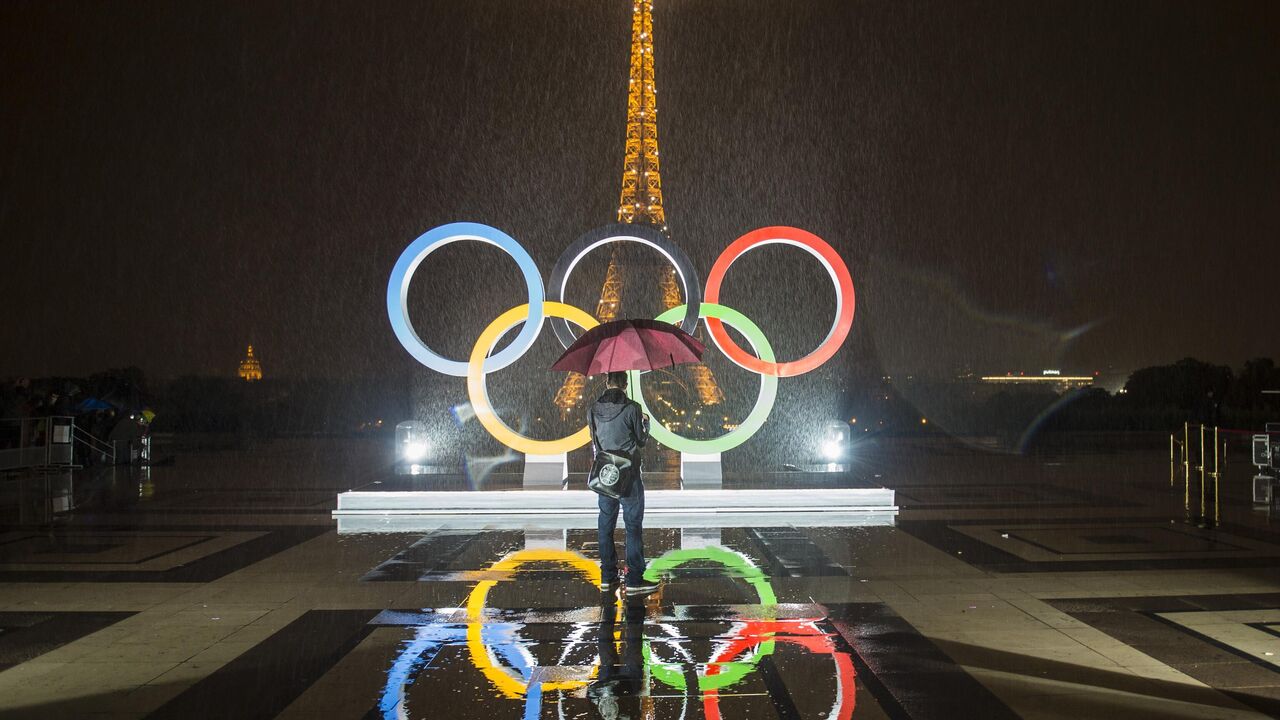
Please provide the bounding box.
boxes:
[333,487,897,533]
[522,453,568,488]
[680,452,723,487]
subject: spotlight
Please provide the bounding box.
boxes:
[396,420,431,470]
[819,420,852,463]
[403,441,430,462]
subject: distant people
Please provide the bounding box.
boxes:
[15,384,34,447]
[91,409,116,440]
[84,409,119,465]
[17,386,34,419]
[28,392,61,445]
[0,383,16,419]
[50,392,74,417]
[0,382,19,449]
[589,371,657,597]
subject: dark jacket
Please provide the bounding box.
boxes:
[588,388,649,457]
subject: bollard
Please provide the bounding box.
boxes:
[1214,427,1221,526]
[1184,422,1191,512]
[1199,424,1207,522]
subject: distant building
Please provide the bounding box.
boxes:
[238,345,263,382]
[979,369,1093,392]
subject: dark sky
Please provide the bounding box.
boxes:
[2,0,1277,382]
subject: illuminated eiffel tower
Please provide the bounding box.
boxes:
[553,0,724,422]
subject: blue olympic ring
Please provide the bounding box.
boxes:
[387,222,545,377]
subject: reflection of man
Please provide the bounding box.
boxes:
[588,599,646,714]
[589,371,657,596]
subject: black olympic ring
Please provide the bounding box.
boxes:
[546,223,703,350]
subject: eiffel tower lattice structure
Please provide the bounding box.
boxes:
[552,0,725,424]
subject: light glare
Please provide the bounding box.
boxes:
[403,441,430,461]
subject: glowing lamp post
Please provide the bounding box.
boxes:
[396,421,431,475]
[821,421,852,464]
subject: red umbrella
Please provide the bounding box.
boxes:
[550,318,705,376]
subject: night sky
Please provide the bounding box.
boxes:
[2,0,1276,383]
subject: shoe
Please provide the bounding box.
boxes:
[600,573,621,593]
[625,581,659,597]
[587,677,618,698]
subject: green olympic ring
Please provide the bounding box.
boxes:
[627,303,778,454]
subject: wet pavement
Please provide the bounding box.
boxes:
[2,436,1280,718]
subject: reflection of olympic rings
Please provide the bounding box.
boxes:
[388,221,856,451]
[642,547,777,692]
[554,605,692,720]
[379,549,616,720]
[641,548,855,720]
[382,545,854,720]
[642,546,777,603]
[703,619,856,720]
[463,549,616,698]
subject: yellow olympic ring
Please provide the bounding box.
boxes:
[467,302,598,455]
[465,549,619,697]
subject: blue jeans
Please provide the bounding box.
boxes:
[598,480,645,585]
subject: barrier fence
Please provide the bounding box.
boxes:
[1171,422,1280,527]
[0,416,116,472]
[1171,422,1224,527]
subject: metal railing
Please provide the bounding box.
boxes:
[1,415,72,471]
[73,423,117,466]
[1170,422,1223,527]
[0,416,115,472]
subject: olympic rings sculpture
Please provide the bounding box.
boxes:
[388,221,856,454]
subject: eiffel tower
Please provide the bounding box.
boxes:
[552,0,725,425]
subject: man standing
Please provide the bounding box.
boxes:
[589,371,658,597]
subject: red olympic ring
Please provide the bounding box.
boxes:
[704,226,856,377]
[702,618,856,720]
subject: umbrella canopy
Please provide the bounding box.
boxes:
[74,397,115,413]
[551,318,704,376]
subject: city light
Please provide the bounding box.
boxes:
[980,375,1094,382]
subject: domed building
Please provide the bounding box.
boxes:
[237,344,263,382]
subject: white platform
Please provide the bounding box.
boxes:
[522,453,568,487]
[680,452,723,487]
[337,512,896,533]
[333,487,897,533]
